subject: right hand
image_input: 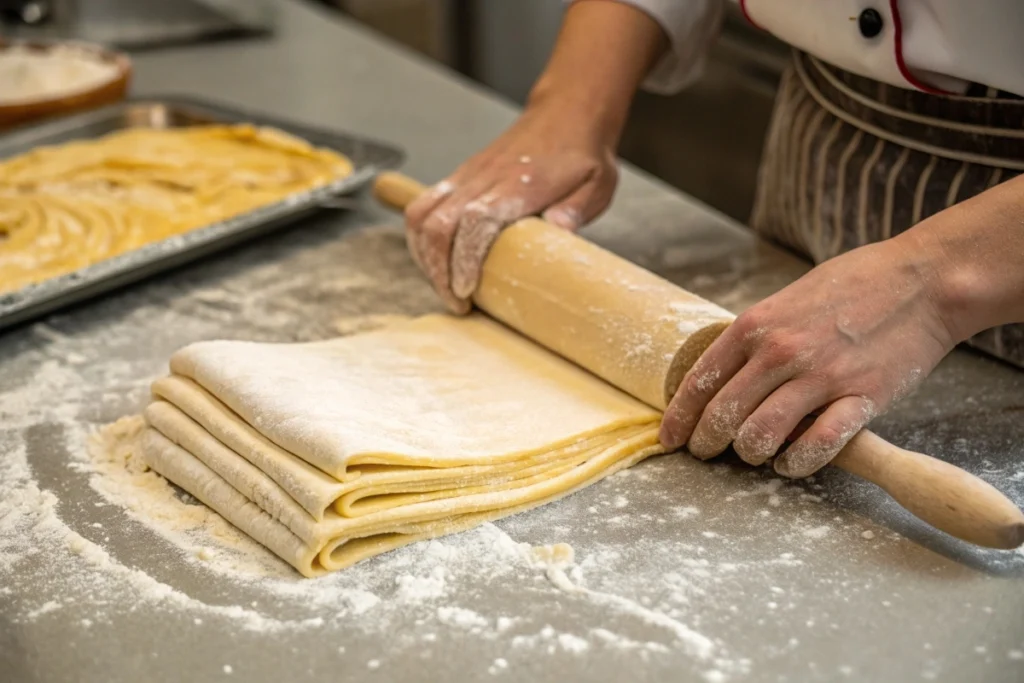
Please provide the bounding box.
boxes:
[404,99,620,313]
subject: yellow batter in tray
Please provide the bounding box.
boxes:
[0,124,353,295]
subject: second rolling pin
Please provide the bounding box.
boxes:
[373,171,1024,550]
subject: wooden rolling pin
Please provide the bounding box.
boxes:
[373,171,1024,550]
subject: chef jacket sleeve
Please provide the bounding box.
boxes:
[566,0,725,94]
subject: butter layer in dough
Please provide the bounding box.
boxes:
[140,314,665,576]
[143,389,626,522]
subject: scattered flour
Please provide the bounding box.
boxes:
[672,506,701,520]
[732,477,786,501]
[590,628,670,655]
[437,606,489,631]
[512,625,593,656]
[3,252,1022,683]
[558,632,591,654]
[396,566,447,601]
[665,301,733,336]
[26,600,62,619]
[801,526,831,540]
[1,417,743,678]
[526,545,717,663]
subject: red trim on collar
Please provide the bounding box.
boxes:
[738,0,763,30]
[889,0,948,94]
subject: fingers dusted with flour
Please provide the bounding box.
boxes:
[774,396,876,478]
[447,155,618,300]
[660,238,957,478]
[403,0,667,313]
[659,329,746,457]
[405,144,617,311]
[404,180,466,312]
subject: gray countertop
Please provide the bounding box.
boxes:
[2,2,1023,682]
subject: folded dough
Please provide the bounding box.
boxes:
[140,314,665,576]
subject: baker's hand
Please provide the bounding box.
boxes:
[659,236,957,478]
[404,101,619,313]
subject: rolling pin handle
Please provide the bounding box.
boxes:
[373,171,428,213]
[832,430,1024,549]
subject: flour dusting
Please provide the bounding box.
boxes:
[0,44,120,105]
[2,225,1023,681]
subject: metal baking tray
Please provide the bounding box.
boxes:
[0,95,404,331]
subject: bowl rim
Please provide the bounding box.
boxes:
[0,38,133,110]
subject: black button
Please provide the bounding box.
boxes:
[858,8,884,38]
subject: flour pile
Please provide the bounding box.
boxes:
[0,44,120,105]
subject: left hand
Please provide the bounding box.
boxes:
[659,236,956,478]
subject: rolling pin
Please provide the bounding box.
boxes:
[373,171,1024,550]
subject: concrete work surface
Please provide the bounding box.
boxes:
[1,2,1022,682]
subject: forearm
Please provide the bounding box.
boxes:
[528,0,668,145]
[899,174,1024,340]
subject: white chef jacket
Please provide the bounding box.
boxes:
[607,0,1024,97]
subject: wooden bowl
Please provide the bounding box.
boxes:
[0,40,132,131]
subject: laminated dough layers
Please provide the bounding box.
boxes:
[140,314,665,577]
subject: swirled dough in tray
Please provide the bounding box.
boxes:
[140,314,665,577]
[0,124,352,294]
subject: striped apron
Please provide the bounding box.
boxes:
[750,51,1024,370]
